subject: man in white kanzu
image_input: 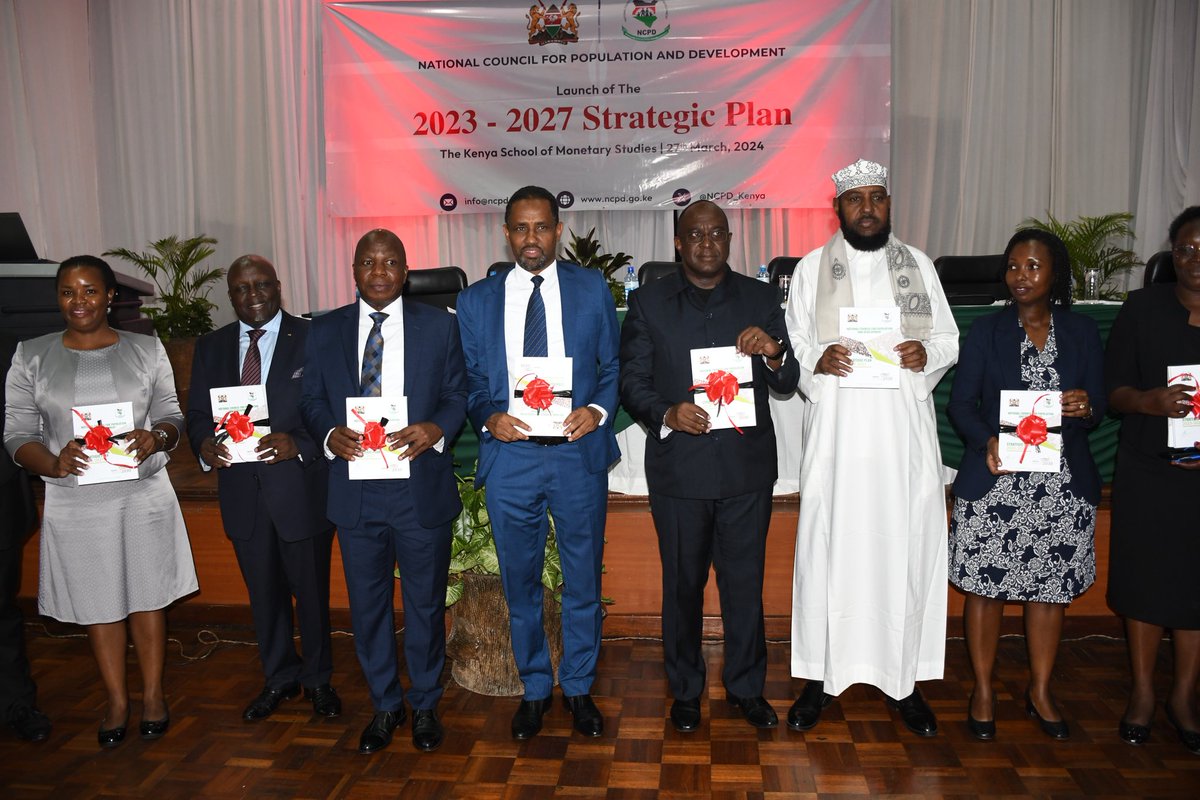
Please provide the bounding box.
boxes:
[784,159,959,736]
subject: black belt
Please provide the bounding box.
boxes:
[525,436,568,446]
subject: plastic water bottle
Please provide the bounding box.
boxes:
[623,265,639,306]
[757,264,769,282]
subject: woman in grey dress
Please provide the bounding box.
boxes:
[3,256,198,748]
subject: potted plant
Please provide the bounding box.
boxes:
[443,470,564,696]
[1020,212,1142,301]
[563,227,633,308]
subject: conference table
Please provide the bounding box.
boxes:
[453,302,1123,494]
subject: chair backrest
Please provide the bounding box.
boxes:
[638,261,680,286]
[1143,249,1175,286]
[933,254,1008,305]
[403,266,468,310]
[766,256,799,285]
[486,261,510,279]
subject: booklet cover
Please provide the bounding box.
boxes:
[998,390,1062,472]
[689,346,756,431]
[210,384,271,464]
[71,401,139,485]
[1166,365,1200,448]
[345,396,409,480]
[509,356,573,438]
[837,306,904,389]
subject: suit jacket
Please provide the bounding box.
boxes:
[455,262,620,486]
[619,266,800,499]
[0,332,35,547]
[186,312,331,542]
[300,299,467,530]
[3,331,181,487]
[948,305,1106,503]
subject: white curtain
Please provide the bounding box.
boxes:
[0,0,1196,326]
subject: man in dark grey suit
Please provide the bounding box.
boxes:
[619,200,798,733]
[187,256,338,722]
[0,331,50,741]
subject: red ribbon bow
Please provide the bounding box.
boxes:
[217,410,255,443]
[1015,393,1051,463]
[688,370,744,435]
[520,375,555,412]
[72,408,136,470]
[350,408,391,469]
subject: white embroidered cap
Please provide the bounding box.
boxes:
[832,159,888,197]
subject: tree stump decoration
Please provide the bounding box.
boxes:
[446,572,563,696]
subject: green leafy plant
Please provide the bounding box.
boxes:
[103,234,221,340]
[563,227,633,307]
[1020,212,1142,301]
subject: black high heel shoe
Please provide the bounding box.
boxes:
[966,693,995,741]
[1164,705,1200,755]
[1025,690,1069,740]
[140,709,170,740]
[1118,717,1151,745]
[98,716,129,749]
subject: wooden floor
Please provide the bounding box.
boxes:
[2,620,1200,799]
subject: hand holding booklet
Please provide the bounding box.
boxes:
[345,397,409,480]
[1166,364,1200,448]
[837,306,904,389]
[209,384,271,463]
[689,346,756,432]
[71,401,139,485]
[997,390,1061,473]
[509,357,573,438]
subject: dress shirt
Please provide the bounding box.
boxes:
[239,309,283,382]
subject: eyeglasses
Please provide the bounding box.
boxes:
[1172,244,1200,263]
[683,228,730,244]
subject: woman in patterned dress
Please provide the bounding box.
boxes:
[3,256,198,748]
[947,230,1105,741]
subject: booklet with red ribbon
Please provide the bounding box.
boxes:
[1166,365,1200,448]
[689,346,756,433]
[345,396,409,480]
[509,356,573,438]
[210,385,271,463]
[997,390,1062,472]
[71,401,139,485]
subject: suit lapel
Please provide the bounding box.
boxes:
[488,278,509,402]
[558,264,577,357]
[402,300,422,399]
[218,323,242,387]
[265,313,297,389]
[339,305,361,394]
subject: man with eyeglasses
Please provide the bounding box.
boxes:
[619,200,799,733]
[784,159,959,737]
[456,185,620,741]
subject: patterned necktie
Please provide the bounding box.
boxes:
[241,329,265,385]
[523,275,548,357]
[360,311,388,396]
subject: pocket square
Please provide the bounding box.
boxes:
[292,367,304,379]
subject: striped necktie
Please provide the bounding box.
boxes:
[241,329,265,385]
[360,311,387,396]
[523,275,548,357]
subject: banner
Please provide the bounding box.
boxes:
[323,1,890,215]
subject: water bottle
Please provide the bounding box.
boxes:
[623,265,639,306]
[757,263,769,282]
[1083,268,1101,301]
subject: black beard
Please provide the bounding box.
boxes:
[840,216,892,252]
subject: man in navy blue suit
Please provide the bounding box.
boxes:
[301,230,467,755]
[456,185,620,741]
[187,257,338,724]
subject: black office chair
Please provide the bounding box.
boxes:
[638,261,680,286]
[403,266,468,310]
[486,261,511,278]
[1143,249,1175,286]
[766,256,799,286]
[933,254,1008,305]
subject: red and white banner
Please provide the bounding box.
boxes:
[323,1,890,216]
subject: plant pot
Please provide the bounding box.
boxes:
[445,572,562,696]
[162,336,198,464]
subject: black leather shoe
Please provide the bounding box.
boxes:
[98,717,128,749]
[1165,705,1200,755]
[304,684,341,718]
[1118,718,1151,745]
[412,708,444,752]
[787,681,833,731]
[669,698,701,733]
[563,694,604,737]
[888,689,938,737]
[8,706,51,742]
[1025,690,1069,740]
[358,709,404,754]
[966,693,995,741]
[242,683,300,721]
[728,694,778,729]
[140,711,170,740]
[511,697,552,741]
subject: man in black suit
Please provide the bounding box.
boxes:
[0,331,50,741]
[619,200,799,732]
[187,256,339,722]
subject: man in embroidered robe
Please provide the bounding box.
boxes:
[784,159,959,736]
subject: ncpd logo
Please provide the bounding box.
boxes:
[527,2,580,46]
[622,0,670,42]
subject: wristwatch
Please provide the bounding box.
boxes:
[152,428,170,450]
[763,335,786,359]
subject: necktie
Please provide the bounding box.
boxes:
[360,311,388,396]
[241,329,265,385]
[523,275,548,357]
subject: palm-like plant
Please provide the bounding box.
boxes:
[563,227,633,307]
[1020,212,1141,300]
[104,234,222,340]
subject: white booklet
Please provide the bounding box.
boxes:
[1166,364,1200,448]
[210,384,271,463]
[689,346,756,431]
[509,356,573,438]
[345,396,409,480]
[838,306,904,389]
[71,401,140,485]
[998,390,1062,473]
